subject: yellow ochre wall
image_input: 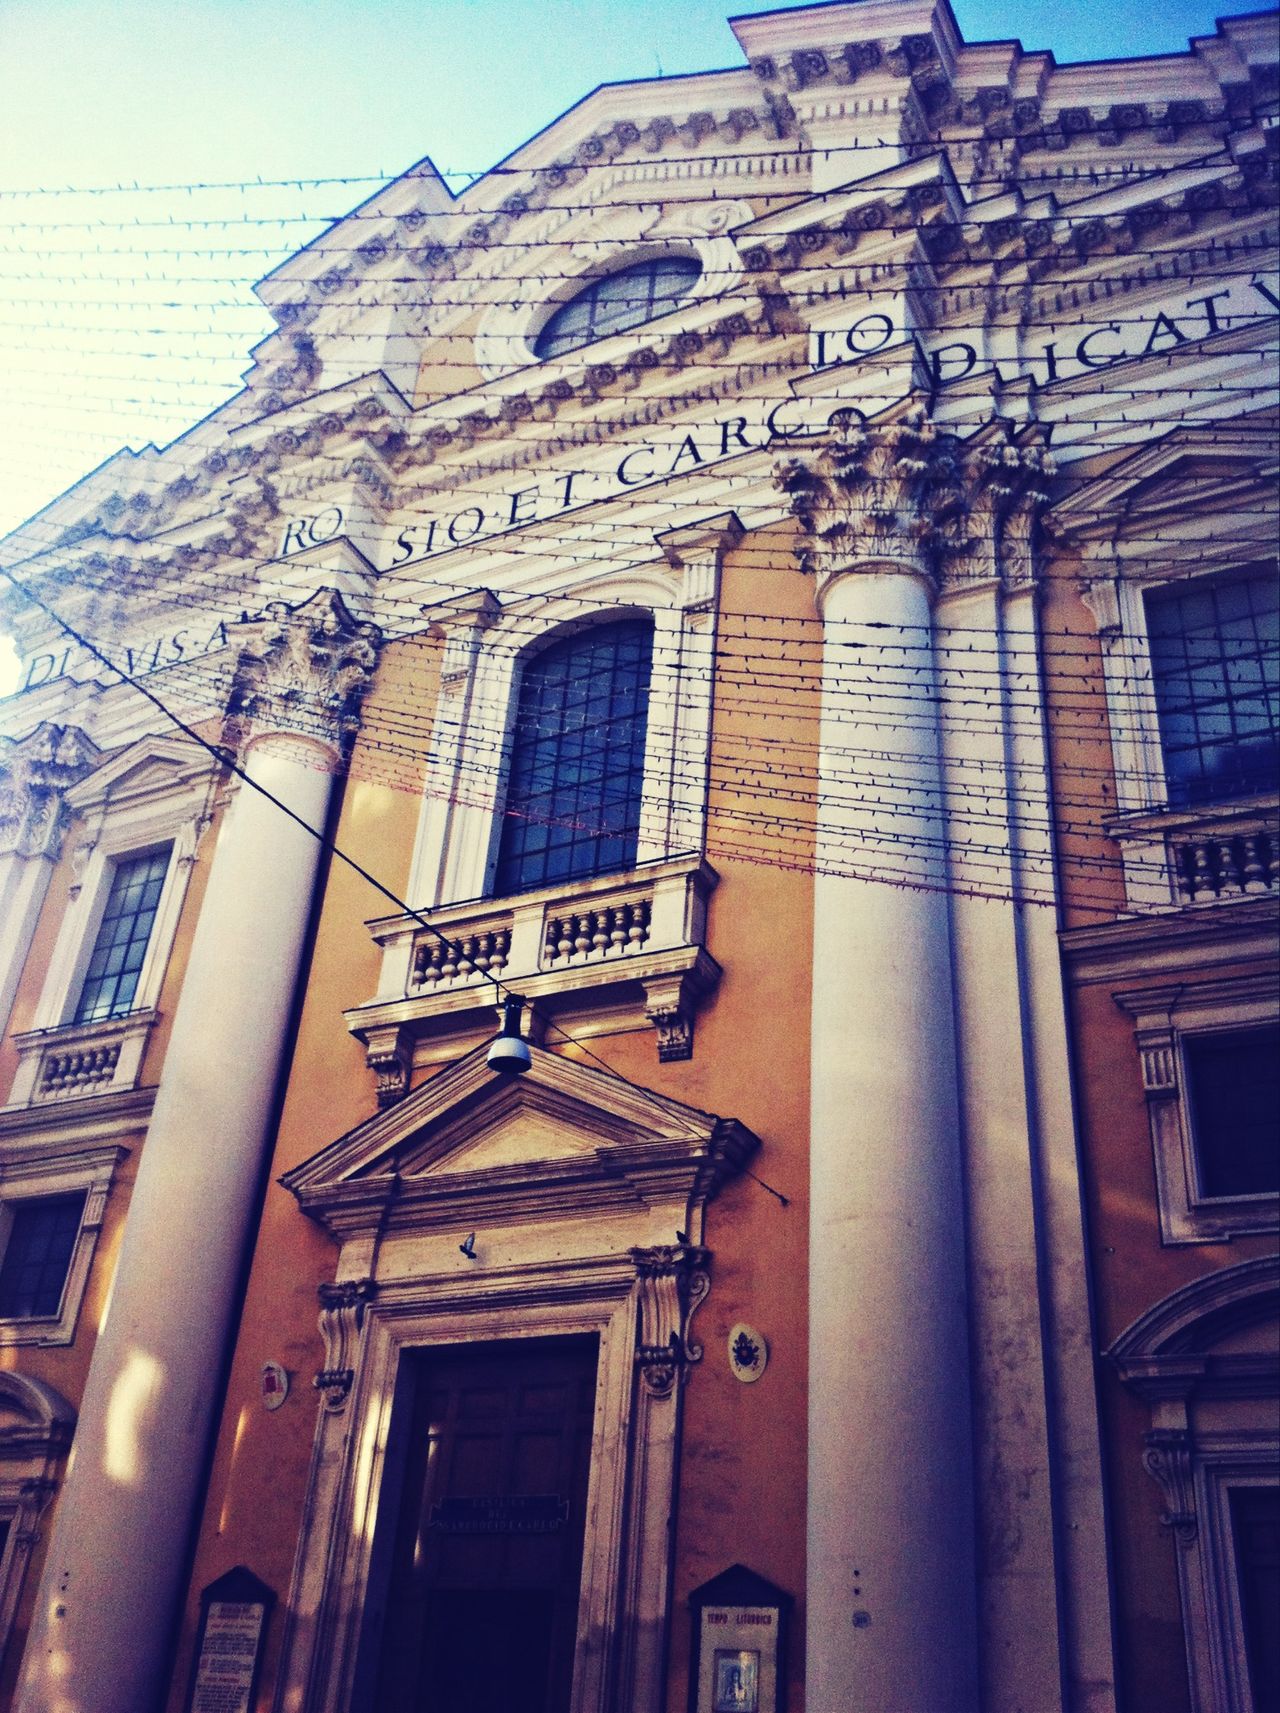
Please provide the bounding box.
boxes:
[164,530,818,1711]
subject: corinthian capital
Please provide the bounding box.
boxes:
[775,403,963,592]
[0,723,100,860]
[775,402,1053,597]
[230,587,381,757]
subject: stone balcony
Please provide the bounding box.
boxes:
[5,1009,157,1107]
[1108,794,1279,914]
[346,856,721,1103]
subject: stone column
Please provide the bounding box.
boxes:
[0,723,99,1046]
[777,408,978,1712]
[15,590,379,1713]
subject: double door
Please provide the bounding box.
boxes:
[371,1334,598,1713]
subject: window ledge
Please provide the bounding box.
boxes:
[347,857,721,1102]
[4,1011,158,1109]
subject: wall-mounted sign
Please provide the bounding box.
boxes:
[690,1565,792,1713]
[186,1566,275,1713]
[728,1324,768,1384]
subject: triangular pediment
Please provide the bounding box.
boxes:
[1048,420,1278,540]
[65,733,214,815]
[283,1041,758,1238]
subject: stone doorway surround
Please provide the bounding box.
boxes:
[273,1041,759,1713]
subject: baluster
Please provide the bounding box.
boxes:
[1217,840,1240,897]
[626,902,646,948]
[555,916,574,963]
[1173,844,1195,902]
[491,929,509,976]
[1190,840,1214,900]
[574,913,591,959]
[608,905,627,954]
[591,908,609,957]
[1241,835,1267,893]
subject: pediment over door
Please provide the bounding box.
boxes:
[282,1040,759,1243]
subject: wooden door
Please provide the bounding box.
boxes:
[372,1335,598,1713]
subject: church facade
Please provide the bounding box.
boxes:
[0,4,1275,1711]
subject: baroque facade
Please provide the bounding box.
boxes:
[0,3,1276,1711]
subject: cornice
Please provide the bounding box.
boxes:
[1060,894,1280,981]
[0,1083,153,1147]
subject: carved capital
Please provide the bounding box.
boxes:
[944,428,1054,592]
[656,511,743,615]
[0,723,99,860]
[775,404,1052,597]
[230,587,381,756]
[1139,1041,1179,1095]
[775,403,959,592]
[631,1243,711,1397]
[423,588,503,689]
[315,1277,376,1413]
[1142,1427,1198,1545]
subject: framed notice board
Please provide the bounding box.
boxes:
[186,1566,275,1713]
[689,1564,792,1713]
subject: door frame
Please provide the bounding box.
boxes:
[274,1251,700,1713]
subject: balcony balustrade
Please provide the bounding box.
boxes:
[347,856,720,1102]
[4,1010,157,1107]
[1108,795,1279,913]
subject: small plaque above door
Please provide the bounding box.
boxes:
[428,1494,570,1535]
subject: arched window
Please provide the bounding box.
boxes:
[494,619,653,894]
[533,257,701,361]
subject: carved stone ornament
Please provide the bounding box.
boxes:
[314,1277,376,1413]
[1079,577,1123,640]
[774,401,1053,597]
[642,974,696,1063]
[365,1023,413,1107]
[1141,1427,1198,1545]
[631,1244,711,1397]
[0,723,99,861]
[229,587,381,757]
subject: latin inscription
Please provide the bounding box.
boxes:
[809,272,1280,390]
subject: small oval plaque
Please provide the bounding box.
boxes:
[261,1361,289,1411]
[728,1323,768,1384]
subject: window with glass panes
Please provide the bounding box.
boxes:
[0,1194,86,1319]
[493,620,652,895]
[73,847,171,1023]
[533,257,701,361]
[1184,1025,1280,1199]
[1145,571,1280,807]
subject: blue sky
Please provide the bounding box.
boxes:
[0,0,1243,685]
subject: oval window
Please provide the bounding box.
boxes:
[533,256,701,361]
